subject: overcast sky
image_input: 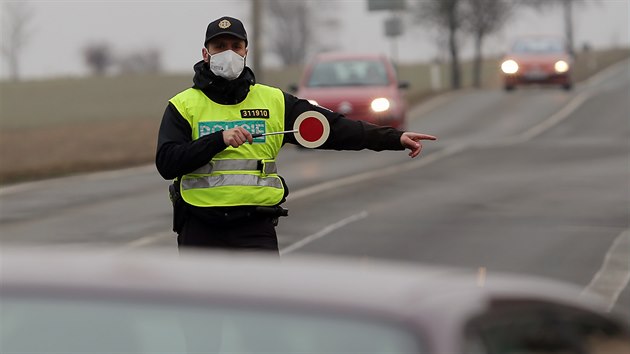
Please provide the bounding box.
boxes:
[1,0,628,80]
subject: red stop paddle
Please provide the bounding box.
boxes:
[293,111,330,148]
[251,111,330,148]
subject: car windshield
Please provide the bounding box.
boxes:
[306,59,390,87]
[1,296,424,354]
[511,38,566,54]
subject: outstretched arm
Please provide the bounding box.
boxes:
[282,93,403,151]
[283,92,437,155]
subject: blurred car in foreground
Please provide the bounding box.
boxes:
[2,248,629,354]
[291,52,409,130]
[501,35,574,91]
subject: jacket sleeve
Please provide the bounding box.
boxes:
[155,102,227,180]
[281,92,404,151]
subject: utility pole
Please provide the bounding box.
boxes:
[563,0,575,57]
[367,0,405,66]
[385,13,402,66]
[251,0,263,82]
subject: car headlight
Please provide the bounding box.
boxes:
[501,60,519,74]
[554,60,569,73]
[370,98,390,113]
[307,99,319,106]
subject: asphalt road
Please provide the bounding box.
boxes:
[1,61,628,316]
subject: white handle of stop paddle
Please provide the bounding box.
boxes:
[252,129,298,138]
[249,111,329,149]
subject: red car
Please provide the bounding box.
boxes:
[292,53,408,130]
[501,36,573,91]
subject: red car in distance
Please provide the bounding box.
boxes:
[501,36,573,91]
[292,53,409,130]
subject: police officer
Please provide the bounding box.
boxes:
[156,16,437,253]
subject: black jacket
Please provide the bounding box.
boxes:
[156,60,404,221]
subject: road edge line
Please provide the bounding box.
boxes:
[280,211,369,255]
[581,229,630,312]
[0,164,155,196]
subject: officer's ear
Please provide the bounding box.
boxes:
[202,47,210,63]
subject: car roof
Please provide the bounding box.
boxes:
[1,247,608,322]
[508,35,567,47]
[510,34,565,41]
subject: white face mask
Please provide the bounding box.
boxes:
[208,50,245,80]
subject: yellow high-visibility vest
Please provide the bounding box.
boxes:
[169,84,285,207]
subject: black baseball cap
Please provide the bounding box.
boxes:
[204,16,248,47]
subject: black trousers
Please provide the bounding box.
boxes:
[177,213,279,254]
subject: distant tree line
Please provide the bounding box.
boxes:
[1,0,592,85]
[83,43,162,76]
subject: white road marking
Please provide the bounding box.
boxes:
[280,211,369,255]
[515,92,590,142]
[583,58,630,87]
[477,267,487,287]
[581,229,630,312]
[0,164,156,196]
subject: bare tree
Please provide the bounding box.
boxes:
[264,0,339,66]
[561,0,577,56]
[265,0,309,65]
[83,42,114,76]
[1,1,34,81]
[461,0,513,88]
[117,47,162,74]
[526,0,589,57]
[413,0,464,89]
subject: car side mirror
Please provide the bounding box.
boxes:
[398,81,410,89]
[288,84,298,93]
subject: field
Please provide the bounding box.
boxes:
[0,48,628,185]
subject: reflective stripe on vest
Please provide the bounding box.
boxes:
[181,174,283,190]
[192,159,277,175]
